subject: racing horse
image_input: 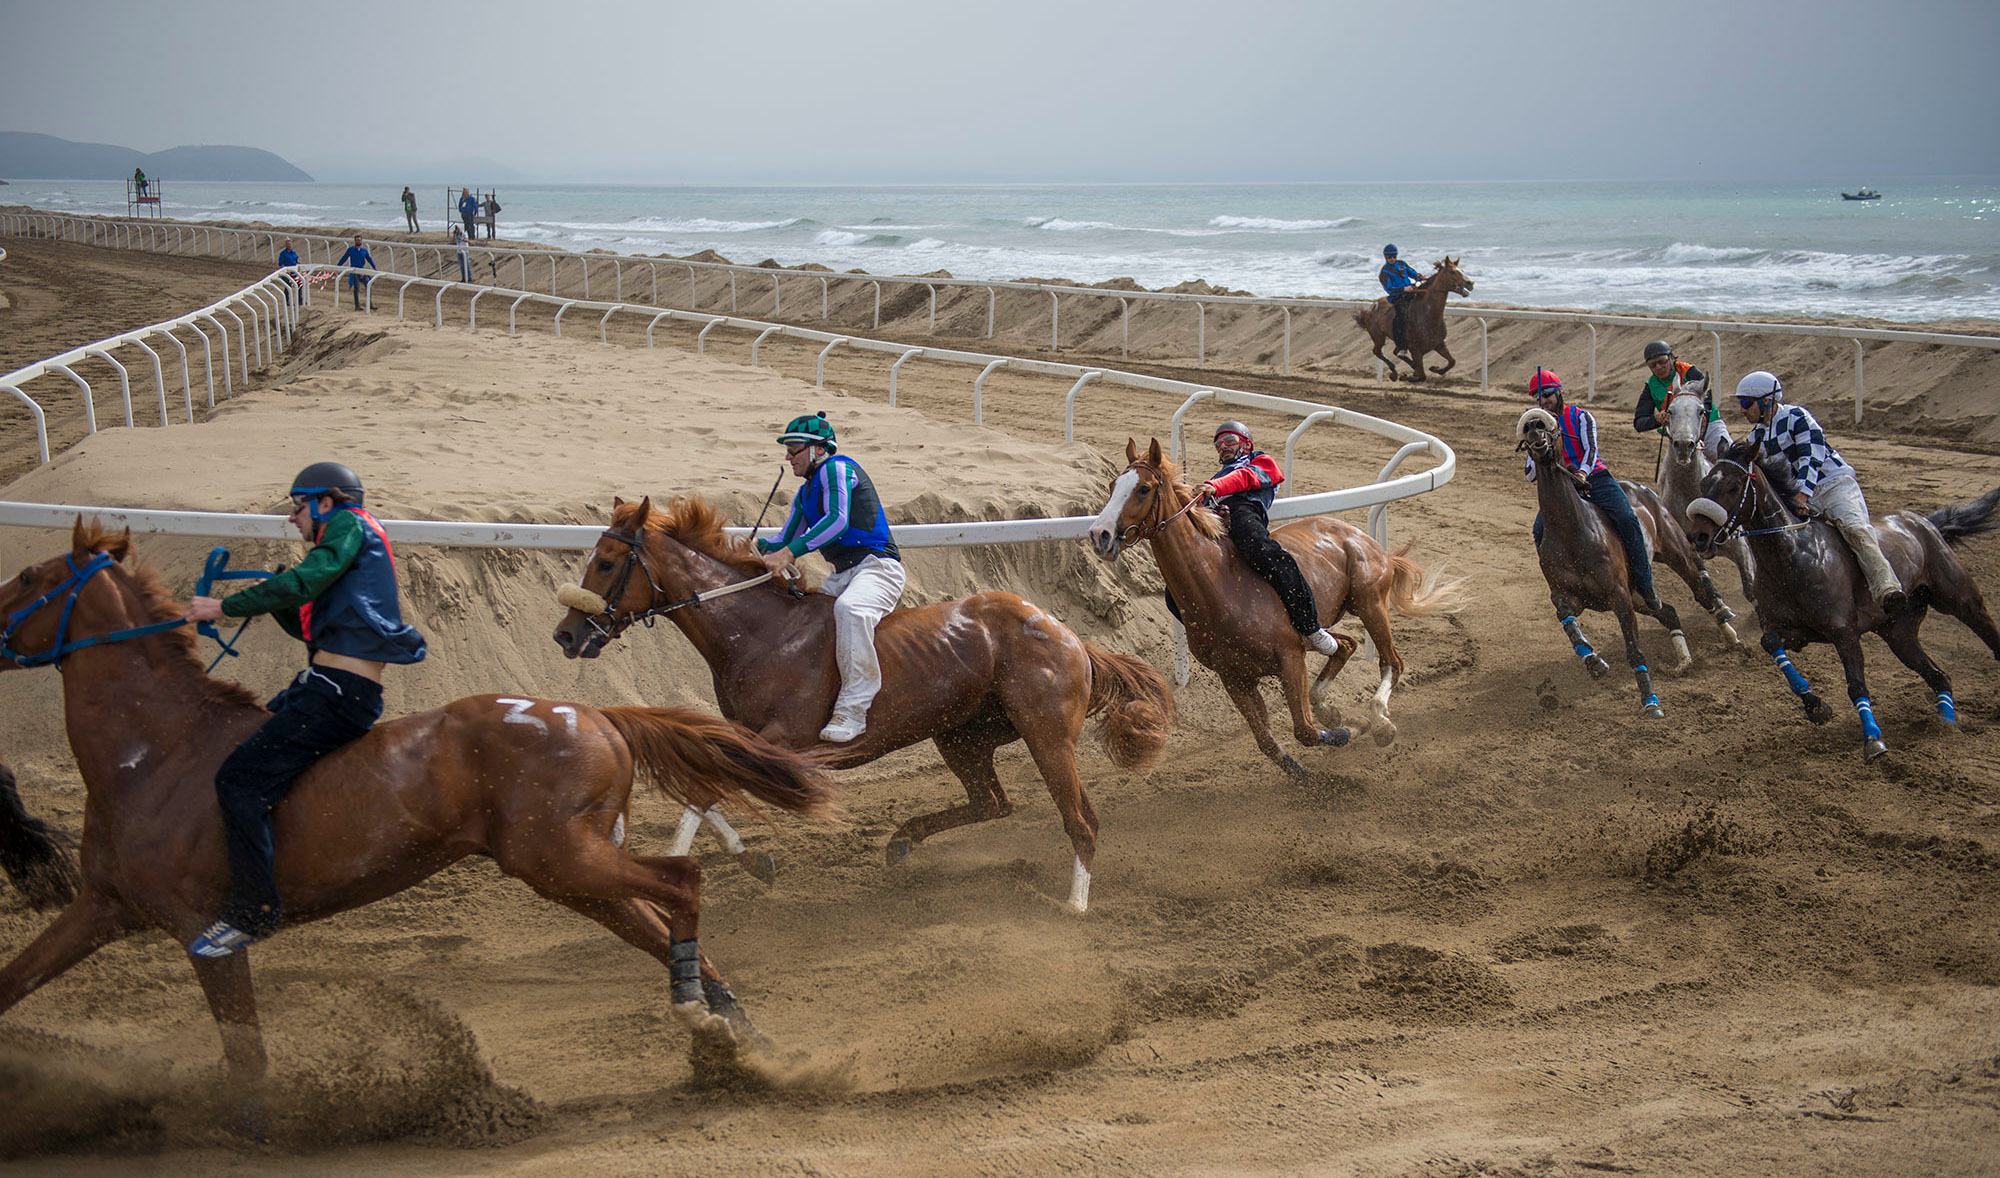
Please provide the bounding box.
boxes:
[1517,406,1738,718]
[0,520,837,1095]
[551,495,1174,913]
[1353,256,1474,383]
[0,757,79,910]
[1656,382,1755,620]
[1686,440,2000,759]
[1085,438,1465,779]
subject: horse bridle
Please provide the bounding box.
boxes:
[1,553,189,669]
[1116,461,1207,546]
[568,528,781,646]
[1701,455,1810,544]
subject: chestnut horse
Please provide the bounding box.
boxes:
[551,496,1174,913]
[1353,257,1474,383]
[1516,406,1738,718]
[1687,441,2000,759]
[0,520,836,1096]
[1086,438,1465,780]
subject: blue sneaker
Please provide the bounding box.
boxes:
[188,920,258,958]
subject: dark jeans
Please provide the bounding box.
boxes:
[1389,290,1416,350]
[214,665,383,935]
[1534,467,1658,601]
[1175,498,1320,635]
[405,210,419,232]
[347,273,370,309]
[462,215,476,238]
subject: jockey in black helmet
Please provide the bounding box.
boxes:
[1195,421,1342,657]
[182,462,425,958]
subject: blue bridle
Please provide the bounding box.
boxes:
[1,546,272,670]
[0,552,187,669]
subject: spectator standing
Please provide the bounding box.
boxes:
[457,188,479,238]
[481,192,501,239]
[401,187,419,233]
[277,238,302,300]
[338,234,377,310]
[451,225,471,283]
[133,167,148,196]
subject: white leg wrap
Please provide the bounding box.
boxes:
[701,806,747,856]
[669,806,703,857]
[1069,857,1092,914]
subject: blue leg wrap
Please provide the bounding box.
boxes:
[1773,648,1812,696]
[1562,616,1594,659]
[1937,691,1956,724]
[669,937,703,1006]
[1854,696,1882,742]
[1635,665,1659,709]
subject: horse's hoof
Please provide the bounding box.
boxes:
[885,837,913,867]
[1642,702,1666,720]
[1318,727,1352,748]
[1280,754,1311,781]
[1718,622,1741,647]
[736,849,778,884]
[1371,720,1397,747]
[1804,696,1833,725]
[1864,738,1890,761]
[1586,655,1610,679]
[235,1096,271,1143]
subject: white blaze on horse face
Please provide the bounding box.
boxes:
[1088,470,1141,557]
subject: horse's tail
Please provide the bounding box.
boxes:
[1382,546,1471,617]
[600,706,840,821]
[1083,642,1174,771]
[0,760,80,910]
[1928,486,2000,548]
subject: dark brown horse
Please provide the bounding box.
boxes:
[0,520,837,1097]
[551,496,1174,913]
[1353,257,1474,382]
[1686,441,2000,759]
[1516,406,1736,718]
[0,757,79,910]
[1085,438,1465,780]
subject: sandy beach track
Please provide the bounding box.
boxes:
[0,240,1997,1176]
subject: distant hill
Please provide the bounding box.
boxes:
[0,132,312,181]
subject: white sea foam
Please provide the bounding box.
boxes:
[1209,215,1357,231]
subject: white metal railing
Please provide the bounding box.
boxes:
[0,266,1454,553]
[7,208,1997,422]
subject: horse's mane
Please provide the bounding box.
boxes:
[1149,452,1226,541]
[72,522,263,710]
[620,496,769,577]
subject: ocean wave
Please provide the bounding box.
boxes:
[1209,215,1357,231]
[1419,223,1470,230]
[814,229,902,247]
[1025,217,1121,232]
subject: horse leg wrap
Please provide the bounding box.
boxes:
[669,937,704,1007]
[1634,665,1661,713]
[1772,648,1812,696]
[1854,697,1882,743]
[1562,616,1594,660]
[1937,691,1957,725]
[1318,727,1352,748]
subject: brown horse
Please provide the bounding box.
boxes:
[0,757,79,910]
[550,496,1174,913]
[1687,441,2000,759]
[0,520,837,1097]
[1085,439,1465,780]
[1353,257,1474,383]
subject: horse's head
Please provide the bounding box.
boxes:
[1,519,134,670]
[553,496,659,659]
[1685,439,1765,557]
[1434,257,1474,297]
[1088,438,1185,561]
[1515,406,1559,466]
[1664,382,1710,467]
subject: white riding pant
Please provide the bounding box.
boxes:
[1812,474,1903,600]
[1700,418,1733,463]
[820,553,906,722]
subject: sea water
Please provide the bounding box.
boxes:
[8,177,1995,324]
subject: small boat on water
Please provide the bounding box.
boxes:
[1843,188,1882,201]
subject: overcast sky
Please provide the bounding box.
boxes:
[5,0,1995,183]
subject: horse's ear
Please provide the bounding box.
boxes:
[69,516,92,559]
[105,528,132,563]
[633,496,652,528]
[1146,438,1163,467]
[612,495,626,509]
[1125,437,1139,463]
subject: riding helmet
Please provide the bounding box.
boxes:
[290,461,365,507]
[1382,244,1398,257]
[1214,420,1253,446]
[778,411,838,453]
[1735,371,1783,403]
[1527,368,1564,399]
[1642,340,1674,365]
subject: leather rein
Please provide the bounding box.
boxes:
[1118,462,1210,546]
[571,527,785,642]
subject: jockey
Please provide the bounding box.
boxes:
[1378,244,1424,357]
[1524,369,1663,611]
[1735,371,1906,613]
[1196,420,1343,658]
[183,462,427,958]
[1633,340,1730,459]
[756,411,907,743]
